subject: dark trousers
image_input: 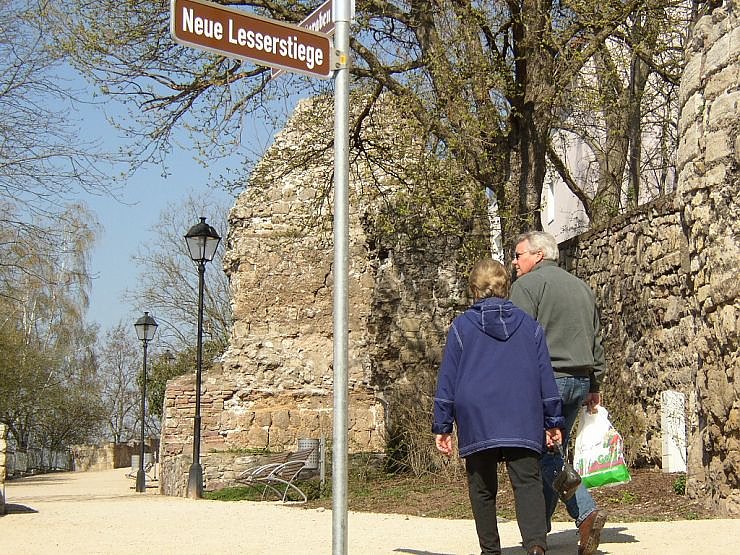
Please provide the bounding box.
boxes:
[465,447,548,555]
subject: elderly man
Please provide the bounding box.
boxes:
[509,231,607,555]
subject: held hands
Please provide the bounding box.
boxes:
[435,433,453,456]
[545,427,562,448]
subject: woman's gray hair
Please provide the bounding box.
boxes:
[515,231,559,261]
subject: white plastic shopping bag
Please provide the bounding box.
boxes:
[574,405,631,488]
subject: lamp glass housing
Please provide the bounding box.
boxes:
[185,217,221,262]
[134,312,158,342]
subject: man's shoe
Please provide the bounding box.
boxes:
[578,510,607,555]
[527,547,545,555]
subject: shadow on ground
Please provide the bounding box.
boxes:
[391,526,639,555]
[2,504,38,515]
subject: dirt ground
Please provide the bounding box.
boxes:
[305,467,717,522]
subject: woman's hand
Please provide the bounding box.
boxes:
[435,433,453,456]
[545,428,562,448]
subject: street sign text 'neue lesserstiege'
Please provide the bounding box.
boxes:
[170,0,333,79]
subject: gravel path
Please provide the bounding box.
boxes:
[1,468,738,554]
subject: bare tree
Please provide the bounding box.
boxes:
[1,0,123,297]
[97,323,140,443]
[548,1,689,225]
[125,191,233,353]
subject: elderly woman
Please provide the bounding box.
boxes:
[433,258,564,555]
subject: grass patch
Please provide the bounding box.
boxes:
[205,478,325,503]
[604,490,638,505]
[204,486,263,502]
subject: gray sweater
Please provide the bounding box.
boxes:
[510,260,605,392]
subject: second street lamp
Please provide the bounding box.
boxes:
[184,217,221,499]
[134,311,158,493]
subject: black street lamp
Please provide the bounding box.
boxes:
[184,217,221,499]
[134,311,158,493]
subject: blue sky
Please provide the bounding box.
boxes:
[75,83,270,335]
[81,157,235,334]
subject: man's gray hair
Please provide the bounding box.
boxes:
[515,231,559,261]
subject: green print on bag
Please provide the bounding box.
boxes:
[574,405,632,488]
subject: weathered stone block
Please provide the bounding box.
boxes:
[677,121,702,169]
[705,131,734,163]
[704,30,734,76]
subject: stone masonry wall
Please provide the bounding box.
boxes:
[158,95,487,495]
[674,1,739,515]
[562,1,738,515]
[560,196,694,465]
[71,443,136,472]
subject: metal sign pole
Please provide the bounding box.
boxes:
[332,1,350,553]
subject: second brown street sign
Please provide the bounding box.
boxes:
[171,0,334,79]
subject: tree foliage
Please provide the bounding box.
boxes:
[0,207,105,449]
[50,1,690,252]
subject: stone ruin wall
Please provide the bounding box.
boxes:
[675,1,738,515]
[70,443,134,472]
[562,1,738,515]
[0,424,6,514]
[560,197,697,466]
[159,3,738,512]
[159,97,481,495]
[159,98,381,495]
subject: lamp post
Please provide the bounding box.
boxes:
[184,217,221,499]
[134,311,158,493]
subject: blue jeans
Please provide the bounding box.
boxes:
[541,376,597,528]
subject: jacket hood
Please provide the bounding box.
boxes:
[463,298,524,340]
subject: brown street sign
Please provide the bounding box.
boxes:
[171,0,334,79]
[300,0,335,36]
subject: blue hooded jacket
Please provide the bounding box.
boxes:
[432,297,564,457]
